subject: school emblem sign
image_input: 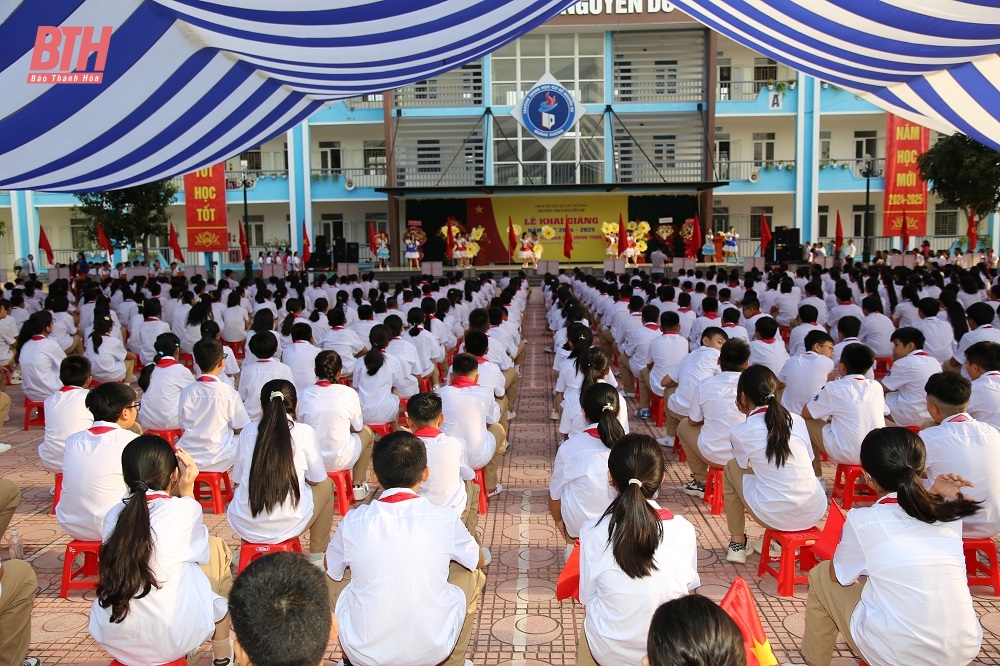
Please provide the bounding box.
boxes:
[511,74,586,150]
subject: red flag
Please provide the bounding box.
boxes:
[563,216,573,260]
[687,213,702,259]
[238,219,249,260]
[368,220,378,255]
[96,223,113,256]
[555,539,581,601]
[38,226,54,265]
[445,220,455,261]
[508,216,516,262]
[834,211,844,257]
[301,220,311,264]
[759,212,772,260]
[617,212,627,257]
[719,577,780,666]
[968,214,978,252]
[901,209,910,252]
[168,222,185,264]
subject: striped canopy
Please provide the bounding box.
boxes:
[670,0,1000,151]
[0,0,575,192]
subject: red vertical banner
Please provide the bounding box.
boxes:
[184,163,228,252]
[883,114,929,236]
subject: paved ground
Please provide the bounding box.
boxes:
[4,290,1000,664]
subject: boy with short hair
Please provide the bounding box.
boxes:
[778,330,835,417]
[788,304,825,357]
[282,322,322,391]
[882,327,941,427]
[859,296,895,358]
[964,341,1000,428]
[915,297,955,364]
[645,310,689,408]
[950,302,1000,373]
[38,356,94,473]
[326,431,486,666]
[664,327,726,438]
[748,317,789,376]
[238,332,294,420]
[196,320,240,387]
[832,316,872,379]
[719,307,749,343]
[621,305,662,415]
[463,330,510,425]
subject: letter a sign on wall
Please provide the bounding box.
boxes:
[184,163,228,253]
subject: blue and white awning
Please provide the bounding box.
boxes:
[0,0,576,192]
[669,0,1000,152]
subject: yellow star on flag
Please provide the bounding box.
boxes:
[475,205,483,214]
[749,637,779,666]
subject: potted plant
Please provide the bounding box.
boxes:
[766,79,776,90]
[788,80,797,90]
[763,162,773,171]
[775,81,787,94]
[786,162,795,171]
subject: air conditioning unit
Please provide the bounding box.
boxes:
[748,171,760,183]
[344,179,356,190]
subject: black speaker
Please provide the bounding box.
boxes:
[309,235,330,268]
[346,242,359,263]
[774,226,800,246]
[333,237,347,263]
[778,245,802,262]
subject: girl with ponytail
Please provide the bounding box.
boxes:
[84,314,133,384]
[577,433,699,666]
[278,298,303,347]
[559,347,630,438]
[91,436,234,666]
[18,310,65,402]
[553,324,595,423]
[354,324,407,426]
[722,365,827,563]
[802,427,982,666]
[227,379,334,565]
[137,333,194,432]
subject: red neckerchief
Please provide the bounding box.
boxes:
[197,375,216,382]
[475,356,488,364]
[876,495,898,505]
[759,338,777,344]
[723,323,737,328]
[678,307,690,313]
[316,380,332,387]
[656,508,674,520]
[663,331,678,335]
[89,425,116,434]
[704,312,718,319]
[31,335,45,341]
[913,351,928,356]
[413,426,443,438]
[944,413,970,424]
[144,493,172,502]
[750,310,762,317]
[644,323,658,330]
[59,385,81,392]
[379,491,420,503]
[156,358,178,368]
[451,376,478,388]
[332,326,344,331]
[750,406,767,416]
[144,317,159,322]
[584,427,601,438]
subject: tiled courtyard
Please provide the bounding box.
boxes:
[4,289,1000,665]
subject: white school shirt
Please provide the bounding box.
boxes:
[325,489,480,666]
[800,295,829,326]
[298,381,365,472]
[228,419,325,543]
[893,300,920,328]
[882,350,940,427]
[353,353,406,424]
[779,352,835,417]
[969,371,1000,428]
[921,414,1000,538]
[51,310,77,350]
[19,335,66,401]
[136,359,195,431]
[828,302,864,331]
[954,324,1000,365]
[748,338,790,376]
[833,495,982,666]
[688,371,745,465]
[89,494,226,666]
[807,375,887,464]
[832,337,875,380]
[56,422,138,541]
[549,427,617,538]
[386,336,421,397]
[176,375,250,472]
[414,428,471,517]
[675,308,696,338]
[0,316,16,364]
[624,323,661,375]
[136,318,171,365]
[238,358,295,420]
[320,326,366,377]
[193,346,239,389]
[220,306,249,343]
[560,377,630,437]
[281,340,321,391]
[83,333,128,383]
[243,328,283,366]
[472,356,505,398]
[773,292,800,326]
[687,313,723,351]
[667,345,719,416]
[438,382,500,469]
[788,322,825,357]
[38,386,93,473]
[859,312,895,358]
[579,503,699,666]
[406,328,444,374]
[729,411,827,531]
[720,322,750,343]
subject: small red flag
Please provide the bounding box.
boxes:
[719,577,780,666]
[446,219,455,261]
[759,213,772,260]
[168,222,185,264]
[901,209,910,252]
[238,219,249,260]
[834,210,844,257]
[687,213,703,259]
[96,223,113,256]
[555,539,581,601]
[810,501,847,562]
[617,212,627,257]
[969,215,978,252]
[563,216,573,260]
[508,216,516,262]
[368,220,378,255]
[301,220,311,264]
[38,226,54,265]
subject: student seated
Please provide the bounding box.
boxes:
[801,427,982,666]
[748,317,788,376]
[137,333,195,432]
[56,383,141,541]
[84,314,135,384]
[383,314,421,399]
[554,324,595,424]
[719,306,749,343]
[177,339,250,473]
[319,307,366,378]
[965,340,1000,428]
[354,325,407,427]
[858,296,895,358]
[914,297,955,365]
[645,311,688,407]
[133,298,171,366]
[560,347,629,438]
[787,304,825,357]
[195,321,240,388]
[17,311,66,402]
[282,322,322,391]
[297,351,375,501]
[38,356,94,474]
[950,301,1000,373]
[831,316,872,379]
[578,433,699,666]
[644,595,745,666]
[228,380,334,565]
[881,327,941,427]
[89,436,234,666]
[778,330,835,419]
[325,431,486,666]
[665,327,726,438]
[239,332,294,421]
[462,331,509,426]
[804,343,887,472]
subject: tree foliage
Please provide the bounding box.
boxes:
[74,180,178,256]
[916,133,1000,235]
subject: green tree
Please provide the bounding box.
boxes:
[917,133,1000,248]
[74,180,178,259]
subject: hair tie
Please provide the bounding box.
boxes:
[602,403,616,413]
[763,393,775,401]
[130,480,149,493]
[628,479,642,487]
[270,390,284,400]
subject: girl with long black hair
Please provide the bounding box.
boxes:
[353,324,407,426]
[577,433,699,666]
[137,333,195,432]
[553,323,594,423]
[560,347,629,438]
[182,295,213,354]
[84,314,133,384]
[17,310,65,402]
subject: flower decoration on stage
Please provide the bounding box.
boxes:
[601,221,617,235]
[533,243,544,258]
[405,226,427,246]
[541,225,556,240]
[467,241,481,257]
[470,226,486,241]
[636,240,648,253]
[626,220,638,232]
[438,217,464,239]
[511,224,522,237]
[637,221,651,236]
[655,224,674,241]
[374,231,390,245]
[680,220,695,241]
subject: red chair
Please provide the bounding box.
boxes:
[419,377,432,393]
[832,464,876,509]
[23,397,44,430]
[649,393,665,428]
[110,659,186,666]
[758,527,822,597]
[223,340,246,359]
[779,326,791,344]
[473,468,489,515]
[398,398,409,416]
[194,471,234,514]
[874,357,893,379]
[964,536,1000,595]
[52,472,63,515]
[369,423,394,438]
[328,469,354,517]
[146,429,183,447]
[672,436,686,463]
[237,537,302,574]
[179,352,195,371]
[60,539,101,598]
[702,467,725,515]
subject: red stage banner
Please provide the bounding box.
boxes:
[883,114,929,236]
[184,163,228,253]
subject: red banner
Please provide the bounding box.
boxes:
[184,163,228,253]
[883,114,929,236]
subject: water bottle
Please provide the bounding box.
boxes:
[8,529,23,560]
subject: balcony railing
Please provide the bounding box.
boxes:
[493,162,603,186]
[344,94,384,109]
[613,79,705,103]
[616,160,705,183]
[716,80,796,101]
[491,83,604,107]
[713,160,796,181]
[310,167,387,189]
[393,82,483,108]
[820,157,886,180]
[168,170,288,191]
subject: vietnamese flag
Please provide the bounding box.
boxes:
[38,225,54,265]
[563,215,573,260]
[96,223,113,256]
[301,220,311,264]
[508,215,517,262]
[969,215,978,252]
[720,577,780,666]
[238,219,249,260]
[834,210,844,257]
[617,213,627,257]
[368,220,378,255]
[759,212,772,260]
[168,222,185,264]
[901,210,910,252]
[687,213,702,259]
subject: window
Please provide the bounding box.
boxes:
[245,215,265,246]
[934,204,958,236]
[817,205,829,238]
[718,59,732,101]
[71,217,92,249]
[364,140,386,171]
[655,60,678,95]
[712,206,729,233]
[653,135,677,170]
[320,213,344,241]
[240,147,262,171]
[492,33,603,105]
[753,57,777,94]
[753,132,775,166]
[414,80,436,100]
[616,58,632,102]
[366,212,389,237]
[854,130,878,160]
[417,139,441,173]
[819,131,831,161]
[852,204,872,237]
[750,206,773,238]
[715,136,731,179]
[319,141,342,171]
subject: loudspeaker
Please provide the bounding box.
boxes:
[333,237,347,263]
[777,245,802,262]
[346,242,359,263]
[309,235,330,268]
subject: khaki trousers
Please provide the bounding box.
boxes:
[0,392,10,432]
[637,366,652,409]
[497,395,509,434]
[123,357,135,385]
[351,427,376,485]
[805,417,829,477]
[461,480,480,544]
[484,423,508,492]
[665,405,684,439]
[801,561,864,665]
[514,340,526,367]
[677,420,711,483]
[0,560,37,666]
[0,477,19,536]
[722,459,776,537]
[618,351,636,397]
[200,536,234,599]
[307,478,335,554]
[503,367,521,407]
[599,329,615,357]
[576,625,600,666]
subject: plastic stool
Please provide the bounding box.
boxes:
[328,469,354,517]
[60,539,101,598]
[758,527,822,597]
[874,357,893,379]
[146,429,183,447]
[194,471,234,514]
[237,537,302,574]
[398,398,408,416]
[965,537,1000,595]
[419,377,432,393]
[673,436,686,463]
[52,472,62,515]
[223,340,246,359]
[779,326,791,344]
[110,659,187,666]
[832,464,876,509]
[179,352,195,371]
[473,468,489,515]
[369,423,393,438]
[702,467,725,515]
[650,393,665,428]
[23,397,44,430]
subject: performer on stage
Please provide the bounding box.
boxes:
[702,233,717,265]
[622,231,638,268]
[723,226,740,263]
[404,232,421,270]
[376,234,390,271]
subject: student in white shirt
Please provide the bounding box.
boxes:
[913,297,954,364]
[239,332,295,420]
[325,431,485,666]
[38,357,94,474]
[181,296,214,354]
[827,287,863,333]
[407,308,446,386]
[353,324,407,426]
[228,379,334,564]
[882,327,941,427]
[748,317,788,376]
[665,327,725,437]
[0,299,17,367]
[578,433,699,666]
[47,293,83,355]
[383,314,422,399]
[831,316,873,379]
[90,436,234,666]
[622,305,663,416]
[137,333,195,432]
[16,311,66,402]
[462,330,509,422]
[723,365,827,563]
[677,338,750,498]
[281,322,322,391]
[719,307,749,343]
[802,427,982,666]
[858,296,895,358]
[84,315,135,384]
[56,383,141,541]
[220,291,250,344]
[787,305,825,357]
[319,308,367,378]
[244,309,281,366]
[965,341,1000,427]
[133,298,172,366]
[950,301,1000,373]
[778,330,836,419]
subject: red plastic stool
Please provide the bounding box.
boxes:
[874,357,893,379]
[23,397,44,430]
[52,472,63,515]
[702,467,725,515]
[60,539,101,598]
[110,659,186,666]
[398,398,408,415]
[194,471,234,514]
[650,393,665,428]
[779,326,791,344]
[146,429,183,447]
[223,340,246,359]
[832,464,876,509]
[758,527,822,597]
[419,377,432,392]
[328,469,354,517]
[369,423,393,438]
[473,468,489,515]
[964,536,1000,595]
[237,537,302,574]
[673,436,686,463]
[179,352,195,371]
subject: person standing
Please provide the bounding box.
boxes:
[23,255,37,282]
